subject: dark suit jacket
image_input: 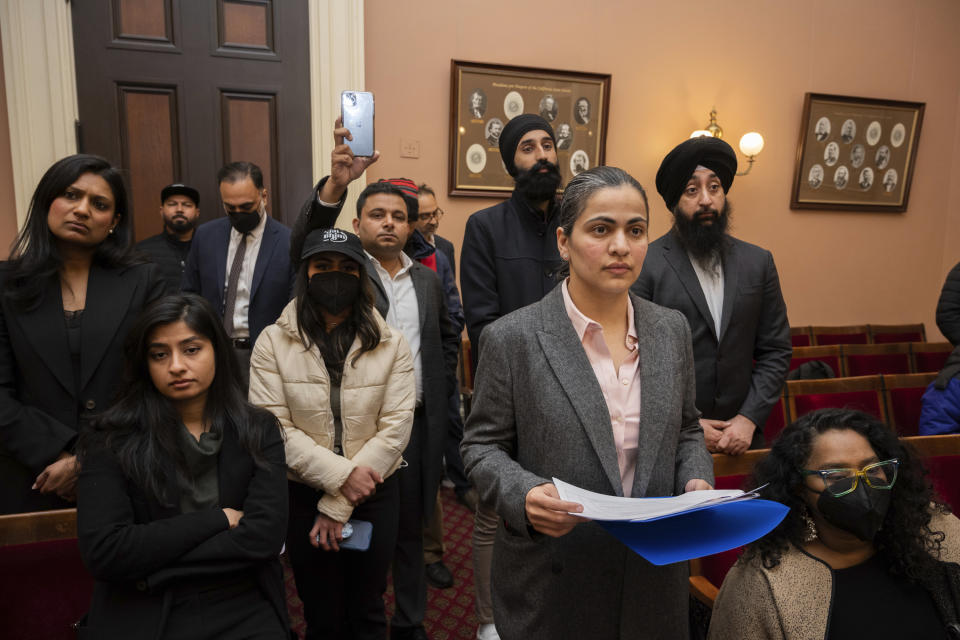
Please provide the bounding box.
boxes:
[76,411,288,638]
[434,234,456,279]
[181,216,293,343]
[0,262,165,514]
[461,287,712,638]
[291,179,459,516]
[631,231,791,435]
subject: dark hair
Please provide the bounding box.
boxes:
[293,258,381,385]
[556,166,649,279]
[356,182,410,219]
[78,294,271,504]
[4,154,136,311]
[745,408,948,580]
[417,183,436,198]
[217,161,264,190]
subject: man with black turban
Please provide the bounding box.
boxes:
[460,113,563,640]
[631,136,791,455]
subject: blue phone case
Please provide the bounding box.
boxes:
[340,519,373,551]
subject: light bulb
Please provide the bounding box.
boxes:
[739,132,764,157]
[690,130,712,138]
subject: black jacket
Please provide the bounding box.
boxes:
[0,262,165,514]
[76,411,289,639]
[460,191,562,351]
[135,232,192,293]
[631,230,791,437]
[937,261,960,346]
[434,234,456,278]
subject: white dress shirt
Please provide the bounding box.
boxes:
[368,251,423,403]
[688,250,724,337]
[224,210,267,339]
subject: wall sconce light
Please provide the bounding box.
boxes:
[689,108,764,176]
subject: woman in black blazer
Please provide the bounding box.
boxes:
[76,294,289,639]
[0,154,165,514]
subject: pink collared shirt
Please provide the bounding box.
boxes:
[561,281,641,497]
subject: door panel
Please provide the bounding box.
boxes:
[73,0,309,240]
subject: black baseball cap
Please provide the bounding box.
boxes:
[300,227,367,264]
[160,183,200,206]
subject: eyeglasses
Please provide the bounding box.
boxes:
[801,459,899,497]
[419,208,443,222]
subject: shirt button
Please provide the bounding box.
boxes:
[84,399,96,410]
[621,379,629,386]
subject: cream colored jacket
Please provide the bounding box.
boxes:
[708,510,960,639]
[249,299,415,523]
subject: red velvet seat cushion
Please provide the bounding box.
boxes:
[0,538,93,640]
[815,332,868,346]
[791,334,811,347]
[888,387,926,436]
[763,398,787,444]
[846,353,911,376]
[915,351,951,373]
[873,331,924,344]
[925,455,960,513]
[793,391,883,421]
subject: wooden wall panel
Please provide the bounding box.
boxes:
[114,0,171,42]
[221,92,278,215]
[119,86,178,241]
[223,1,269,47]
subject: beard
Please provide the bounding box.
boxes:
[514,159,562,203]
[672,200,732,262]
[165,214,197,235]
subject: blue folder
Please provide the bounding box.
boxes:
[597,499,789,566]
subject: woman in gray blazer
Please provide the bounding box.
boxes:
[461,166,714,639]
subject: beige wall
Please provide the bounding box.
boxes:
[0,31,17,254]
[363,0,960,340]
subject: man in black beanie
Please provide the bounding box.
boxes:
[631,136,791,456]
[459,113,563,640]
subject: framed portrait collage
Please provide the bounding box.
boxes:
[790,93,924,212]
[449,60,611,197]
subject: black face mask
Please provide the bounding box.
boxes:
[816,482,892,542]
[307,271,360,316]
[228,209,261,234]
[514,159,562,203]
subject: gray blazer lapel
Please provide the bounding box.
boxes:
[630,296,671,497]
[718,240,739,342]
[409,264,430,332]
[536,288,623,496]
[662,232,717,341]
[363,261,389,317]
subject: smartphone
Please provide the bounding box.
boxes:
[341,91,375,157]
[340,519,373,551]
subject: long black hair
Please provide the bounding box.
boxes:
[78,294,270,505]
[745,408,948,580]
[293,257,381,385]
[4,154,137,311]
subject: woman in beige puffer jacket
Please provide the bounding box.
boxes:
[249,228,414,638]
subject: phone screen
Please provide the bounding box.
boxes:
[341,91,375,157]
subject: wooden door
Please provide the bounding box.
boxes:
[72,0,311,239]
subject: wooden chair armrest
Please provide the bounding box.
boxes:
[689,575,719,608]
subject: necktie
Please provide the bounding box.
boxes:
[223,232,249,337]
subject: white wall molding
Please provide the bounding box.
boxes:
[0,0,78,229]
[309,0,365,229]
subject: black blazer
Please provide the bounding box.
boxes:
[181,216,294,343]
[631,230,791,434]
[0,262,165,514]
[76,411,289,639]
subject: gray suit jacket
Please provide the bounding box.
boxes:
[631,230,791,438]
[461,286,712,639]
[365,259,459,518]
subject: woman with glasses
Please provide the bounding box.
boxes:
[709,408,960,639]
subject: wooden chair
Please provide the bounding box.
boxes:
[869,323,926,344]
[787,375,887,423]
[811,325,870,346]
[883,373,937,436]
[0,509,92,640]
[790,345,843,377]
[689,449,770,609]
[842,343,912,377]
[902,434,960,512]
[458,337,475,418]
[911,341,953,373]
[790,326,813,347]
